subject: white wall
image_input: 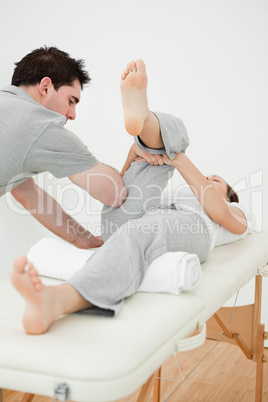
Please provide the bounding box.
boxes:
[1,0,268,330]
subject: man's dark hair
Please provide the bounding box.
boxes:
[11,46,91,90]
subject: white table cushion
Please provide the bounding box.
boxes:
[0,232,268,401]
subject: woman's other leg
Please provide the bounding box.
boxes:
[70,209,211,313]
[11,256,92,335]
[12,208,211,334]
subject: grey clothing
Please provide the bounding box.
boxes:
[0,86,98,196]
[101,111,189,241]
[68,209,211,315]
[134,111,189,160]
[101,161,175,241]
[67,112,211,315]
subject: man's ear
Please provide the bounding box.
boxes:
[38,77,53,97]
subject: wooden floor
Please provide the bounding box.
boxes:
[3,340,268,401]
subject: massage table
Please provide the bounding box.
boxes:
[0,231,268,401]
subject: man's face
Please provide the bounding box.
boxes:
[44,79,81,123]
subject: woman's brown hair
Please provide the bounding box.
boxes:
[227,183,239,203]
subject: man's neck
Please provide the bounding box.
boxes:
[19,85,40,103]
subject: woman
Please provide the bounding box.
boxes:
[11,59,249,335]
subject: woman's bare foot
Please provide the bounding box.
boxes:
[11,256,91,334]
[120,59,150,136]
[11,256,62,334]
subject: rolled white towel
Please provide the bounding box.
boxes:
[139,251,201,294]
[27,238,202,294]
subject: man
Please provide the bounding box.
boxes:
[0,46,127,249]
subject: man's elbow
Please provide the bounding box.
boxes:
[108,185,128,208]
[10,179,37,209]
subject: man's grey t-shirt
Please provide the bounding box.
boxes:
[0,85,99,196]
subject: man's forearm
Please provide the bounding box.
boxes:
[69,162,128,208]
[11,180,103,249]
[30,189,98,248]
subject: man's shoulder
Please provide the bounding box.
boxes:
[0,86,66,127]
[0,85,34,102]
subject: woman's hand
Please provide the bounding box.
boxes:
[161,154,173,165]
[121,143,167,177]
[131,143,165,165]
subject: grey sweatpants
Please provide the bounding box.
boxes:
[101,111,190,241]
[67,112,211,315]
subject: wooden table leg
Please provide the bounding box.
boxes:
[255,323,265,402]
[153,366,161,402]
[137,368,161,402]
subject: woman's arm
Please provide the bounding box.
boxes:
[164,153,247,234]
